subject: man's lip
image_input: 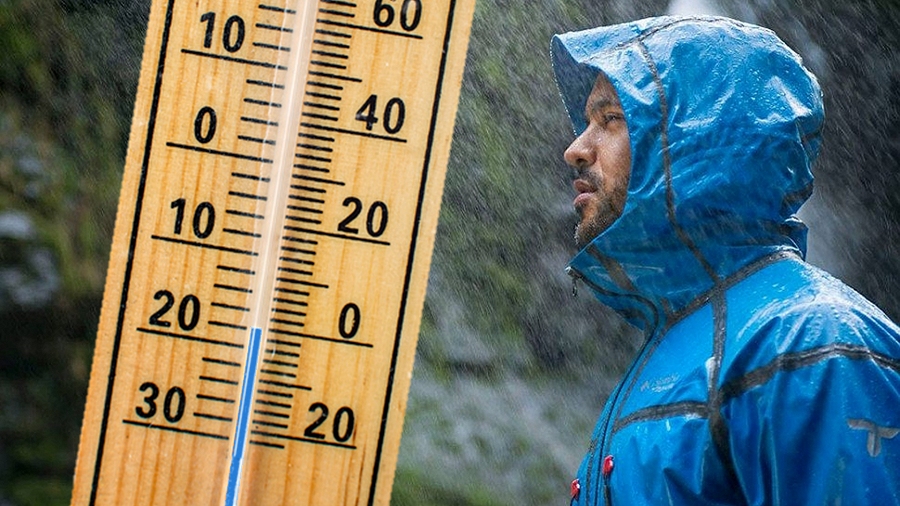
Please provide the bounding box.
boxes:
[573,179,596,208]
[574,191,594,209]
[573,179,595,194]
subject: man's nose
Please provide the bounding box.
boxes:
[564,130,594,169]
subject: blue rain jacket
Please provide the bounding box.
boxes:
[552,16,900,506]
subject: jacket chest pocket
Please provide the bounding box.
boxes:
[599,416,741,505]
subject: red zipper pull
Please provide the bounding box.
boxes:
[602,455,615,477]
[602,455,615,505]
[570,478,581,500]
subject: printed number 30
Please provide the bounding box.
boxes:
[135,381,186,423]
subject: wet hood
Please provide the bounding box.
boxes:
[551,17,824,333]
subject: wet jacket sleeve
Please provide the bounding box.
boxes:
[724,304,900,505]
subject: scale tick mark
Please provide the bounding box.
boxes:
[285,216,322,225]
[253,42,291,52]
[211,302,251,312]
[273,287,310,297]
[223,228,262,238]
[258,4,297,15]
[197,394,236,404]
[312,49,349,60]
[246,79,285,89]
[214,283,253,294]
[256,23,293,33]
[200,376,240,386]
[202,357,241,367]
[254,409,290,419]
[229,191,268,201]
[265,348,301,357]
[217,265,256,275]
[244,98,282,108]
[310,60,348,70]
[238,135,276,146]
[321,0,357,7]
[286,205,323,214]
[209,321,248,331]
[226,209,265,220]
[269,318,305,329]
[256,399,292,408]
[194,412,234,422]
[231,172,271,183]
[241,116,279,126]
[302,101,340,112]
[313,38,350,49]
[293,164,330,174]
[315,29,352,39]
[257,389,294,399]
[272,307,308,318]
[319,8,355,18]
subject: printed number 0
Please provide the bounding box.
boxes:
[194,107,217,144]
[339,303,360,339]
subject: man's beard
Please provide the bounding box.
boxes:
[574,207,611,248]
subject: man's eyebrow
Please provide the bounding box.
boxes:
[584,95,620,120]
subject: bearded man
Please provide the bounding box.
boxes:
[552,16,900,505]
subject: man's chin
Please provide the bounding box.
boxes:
[574,216,612,249]
[574,223,598,249]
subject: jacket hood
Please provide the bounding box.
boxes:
[552,17,824,333]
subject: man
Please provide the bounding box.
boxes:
[551,16,900,505]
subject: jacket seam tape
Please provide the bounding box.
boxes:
[721,343,900,401]
[635,38,720,284]
[708,293,746,503]
[611,401,708,433]
[604,346,900,446]
[585,18,751,61]
[664,250,799,333]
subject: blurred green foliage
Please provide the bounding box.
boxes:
[0,1,146,502]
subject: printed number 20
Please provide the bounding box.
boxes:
[304,402,355,443]
[149,290,201,331]
[338,197,388,238]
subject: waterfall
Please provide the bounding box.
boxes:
[667,0,727,16]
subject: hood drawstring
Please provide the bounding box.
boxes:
[566,267,581,297]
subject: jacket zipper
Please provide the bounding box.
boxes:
[567,267,660,506]
[589,340,651,506]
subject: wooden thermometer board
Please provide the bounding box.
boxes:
[71,0,474,504]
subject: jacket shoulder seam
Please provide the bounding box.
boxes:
[721,343,900,402]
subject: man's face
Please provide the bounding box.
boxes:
[564,73,631,247]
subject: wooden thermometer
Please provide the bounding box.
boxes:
[71,0,474,504]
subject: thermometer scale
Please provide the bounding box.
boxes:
[71,0,474,504]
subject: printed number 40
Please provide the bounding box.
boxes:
[355,95,405,134]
